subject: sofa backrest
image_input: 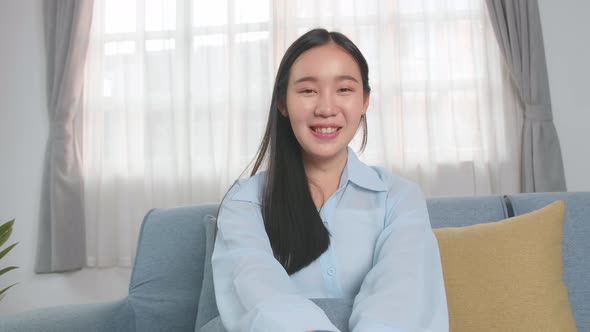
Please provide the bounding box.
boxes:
[426,195,509,228]
[128,193,588,332]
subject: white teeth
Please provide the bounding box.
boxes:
[313,127,338,134]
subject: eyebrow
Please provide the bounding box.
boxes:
[292,75,360,85]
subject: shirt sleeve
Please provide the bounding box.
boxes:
[212,182,340,332]
[349,183,449,332]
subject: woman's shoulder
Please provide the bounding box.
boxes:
[364,166,428,221]
[347,148,420,196]
[225,171,267,206]
[366,165,421,195]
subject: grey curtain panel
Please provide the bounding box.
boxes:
[36,0,94,273]
[485,0,566,192]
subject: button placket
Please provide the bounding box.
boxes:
[317,189,344,297]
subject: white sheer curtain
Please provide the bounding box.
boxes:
[83,0,522,267]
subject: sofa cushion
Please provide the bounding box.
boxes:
[195,215,219,331]
[199,316,224,332]
[128,204,218,332]
[433,200,576,331]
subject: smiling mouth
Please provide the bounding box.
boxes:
[310,127,341,134]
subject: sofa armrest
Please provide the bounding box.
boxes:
[0,298,134,332]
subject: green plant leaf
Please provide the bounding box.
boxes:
[0,219,15,247]
[0,266,18,277]
[0,282,19,300]
[0,242,18,261]
[0,219,14,234]
[0,220,18,302]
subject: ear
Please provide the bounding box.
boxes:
[278,101,288,118]
[362,93,370,115]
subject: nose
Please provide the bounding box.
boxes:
[315,92,338,117]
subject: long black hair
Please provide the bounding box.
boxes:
[248,28,371,275]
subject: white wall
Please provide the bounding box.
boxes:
[0,1,130,315]
[539,0,590,192]
[0,0,588,316]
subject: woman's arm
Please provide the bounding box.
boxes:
[349,183,448,332]
[212,183,340,332]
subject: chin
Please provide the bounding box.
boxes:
[303,145,347,161]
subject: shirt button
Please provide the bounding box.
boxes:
[327,268,335,276]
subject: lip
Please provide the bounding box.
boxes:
[310,126,341,140]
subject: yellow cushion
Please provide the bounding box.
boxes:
[433,200,576,332]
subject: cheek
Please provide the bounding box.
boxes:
[286,97,314,120]
[345,96,366,109]
[284,100,308,131]
[343,99,365,119]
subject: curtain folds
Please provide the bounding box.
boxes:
[36,0,94,273]
[485,0,566,192]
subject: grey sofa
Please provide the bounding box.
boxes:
[1,192,588,332]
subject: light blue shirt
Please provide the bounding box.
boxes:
[212,147,449,332]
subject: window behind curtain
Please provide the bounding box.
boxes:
[83,0,522,267]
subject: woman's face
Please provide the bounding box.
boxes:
[283,42,369,165]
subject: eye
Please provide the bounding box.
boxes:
[299,88,316,95]
[338,87,353,93]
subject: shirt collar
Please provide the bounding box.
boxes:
[341,146,388,192]
[232,146,388,204]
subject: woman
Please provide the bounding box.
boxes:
[211,28,448,332]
